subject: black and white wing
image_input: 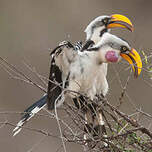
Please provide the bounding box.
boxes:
[12,41,82,136]
[46,56,63,110]
[47,41,82,109]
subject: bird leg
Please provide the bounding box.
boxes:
[92,97,109,148]
[72,92,108,148]
[72,96,96,149]
[83,108,96,150]
[92,94,107,136]
[93,109,107,136]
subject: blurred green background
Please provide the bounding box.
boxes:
[0,0,151,151]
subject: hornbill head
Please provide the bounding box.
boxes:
[85,14,133,44]
[88,33,142,77]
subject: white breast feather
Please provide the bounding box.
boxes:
[68,51,108,99]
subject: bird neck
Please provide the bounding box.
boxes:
[90,26,107,44]
[85,50,104,65]
[90,27,101,44]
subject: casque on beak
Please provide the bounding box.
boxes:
[120,48,142,78]
[107,14,134,32]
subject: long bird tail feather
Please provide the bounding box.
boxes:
[13,94,47,136]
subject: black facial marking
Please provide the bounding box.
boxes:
[102,17,110,26]
[120,46,129,53]
[99,28,108,37]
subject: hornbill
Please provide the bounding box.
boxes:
[66,33,142,137]
[13,14,134,136]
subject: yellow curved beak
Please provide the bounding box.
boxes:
[107,14,134,32]
[120,48,142,78]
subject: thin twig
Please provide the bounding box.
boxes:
[0,56,46,92]
[54,91,67,152]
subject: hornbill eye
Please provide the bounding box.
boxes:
[102,18,109,24]
[121,46,128,53]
